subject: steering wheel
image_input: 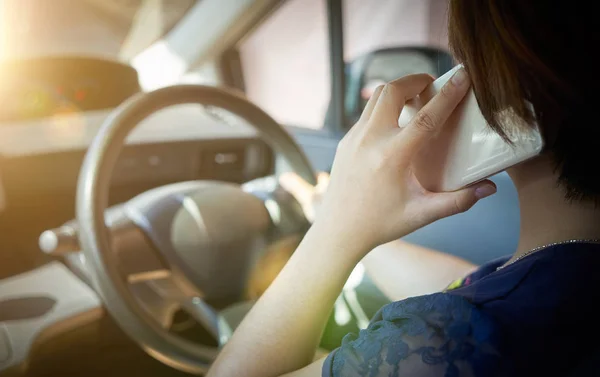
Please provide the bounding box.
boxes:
[75,85,317,374]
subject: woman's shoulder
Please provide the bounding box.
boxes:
[322,293,506,377]
[447,242,600,306]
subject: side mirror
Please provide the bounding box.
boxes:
[325,46,455,131]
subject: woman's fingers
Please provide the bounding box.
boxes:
[279,172,330,223]
[360,85,385,121]
[395,68,470,156]
[369,74,434,129]
[279,172,314,203]
[420,180,497,222]
[316,173,330,193]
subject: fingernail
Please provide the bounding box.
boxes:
[451,68,469,86]
[475,184,497,199]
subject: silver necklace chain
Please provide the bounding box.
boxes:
[496,239,600,271]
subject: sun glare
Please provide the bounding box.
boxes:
[131,41,188,91]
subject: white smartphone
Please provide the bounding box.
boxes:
[398,65,544,192]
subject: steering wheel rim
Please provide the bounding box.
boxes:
[76,85,317,374]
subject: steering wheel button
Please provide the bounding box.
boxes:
[148,155,161,166]
[121,157,138,168]
[205,148,245,171]
[215,153,237,164]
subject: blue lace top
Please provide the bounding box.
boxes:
[322,242,600,377]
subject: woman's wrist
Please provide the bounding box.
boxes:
[305,219,376,265]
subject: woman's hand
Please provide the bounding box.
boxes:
[280,172,329,223]
[315,69,497,255]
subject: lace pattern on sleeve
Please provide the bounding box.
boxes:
[323,293,504,377]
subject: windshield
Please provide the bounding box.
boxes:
[0,0,198,61]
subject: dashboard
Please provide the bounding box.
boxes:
[0,102,275,206]
[0,106,273,196]
[0,56,274,206]
[0,57,140,123]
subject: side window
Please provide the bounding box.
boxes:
[240,0,449,130]
[240,0,330,129]
[343,0,448,61]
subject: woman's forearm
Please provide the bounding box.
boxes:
[207,225,365,377]
[362,240,477,301]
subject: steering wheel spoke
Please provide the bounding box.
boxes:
[128,276,179,329]
[178,298,222,343]
[129,272,222,343]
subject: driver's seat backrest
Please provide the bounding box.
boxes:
[323,46,455,130]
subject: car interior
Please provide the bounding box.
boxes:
[3,0,592,376]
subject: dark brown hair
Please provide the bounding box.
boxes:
[448,1,600,202]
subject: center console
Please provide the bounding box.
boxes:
[0,262,195,376]
[0,263,100,373]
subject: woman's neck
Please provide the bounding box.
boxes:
[508,157,600,261]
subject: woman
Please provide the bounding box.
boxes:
[208,1,600,376]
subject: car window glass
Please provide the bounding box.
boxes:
[240,0,449,129]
